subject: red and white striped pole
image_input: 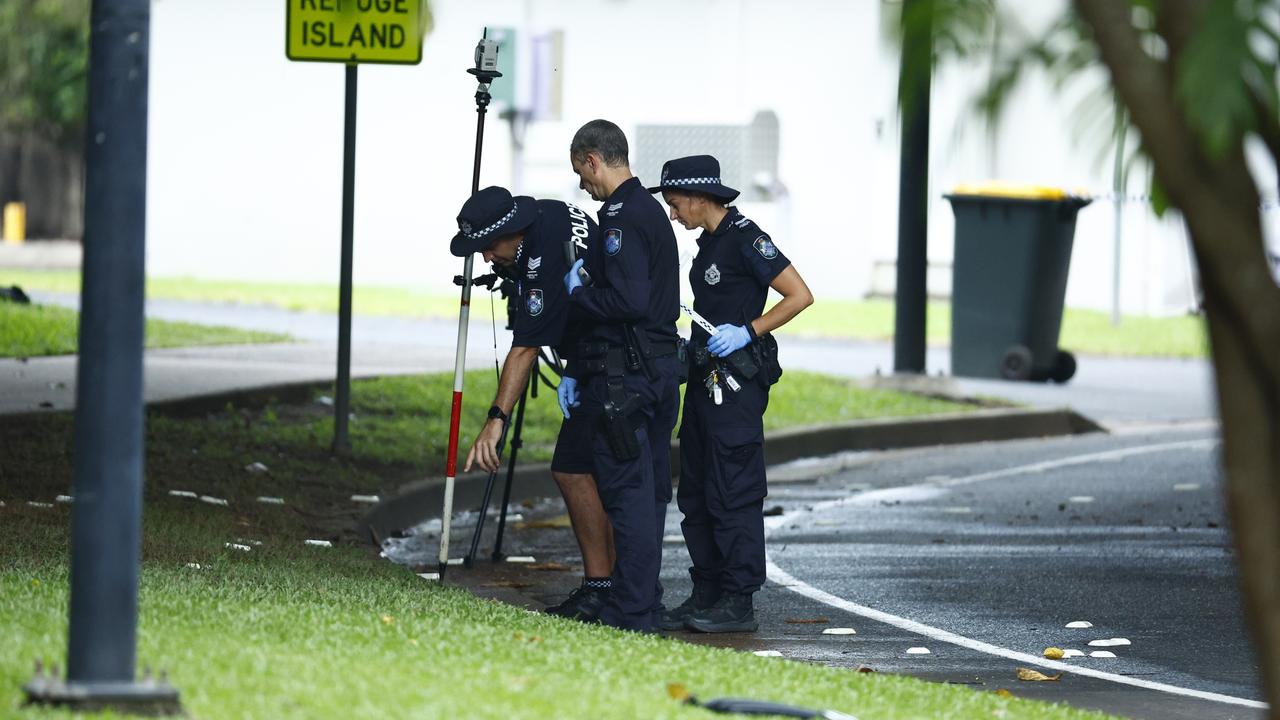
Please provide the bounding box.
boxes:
[439,31,502,577]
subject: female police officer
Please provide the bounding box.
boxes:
[650,155,813,633]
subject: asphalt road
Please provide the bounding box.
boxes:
[655,427,1264,720]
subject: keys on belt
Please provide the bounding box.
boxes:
[703,367,741,405]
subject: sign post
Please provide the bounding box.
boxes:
[285,0,426,454]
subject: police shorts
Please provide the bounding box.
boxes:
[550,409,595,475]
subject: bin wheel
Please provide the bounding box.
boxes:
[1000,345,1033,381]
[1051,350,1077,384]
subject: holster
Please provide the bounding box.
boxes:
[601,348,643,461]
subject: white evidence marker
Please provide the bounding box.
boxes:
[224,543,252,552]
[169,490,198,499]
[417,572,440,581]
[446,558,464,566]
[1061,649,1085,658]
[199,495,229,507]
[1088,638,1131,647]
[1065,621,1093,628]
[906,647,931,655]
[27,501,53,508]
[55,495,74,504]
[753,650,784,657]
[942,507,971,514]
[1173,483,1201,491]
[186,563,201,569]
[1090,651,1118,658]
[1068,496,1095,503]
[304,539,332,548]
[257,496,285,505]
[506,556,537,563]
[822,628,857,635]
[350,494,380,504]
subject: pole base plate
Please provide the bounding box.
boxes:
[23,677,182,716]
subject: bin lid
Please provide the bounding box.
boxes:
[948,181,1088,201]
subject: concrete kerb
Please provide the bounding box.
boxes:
[358,406,1104,543]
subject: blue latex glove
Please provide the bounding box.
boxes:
[708,324,752,357]
[564,258,585,295]
[557,376,581,419]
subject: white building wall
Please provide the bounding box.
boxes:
[147,0,1221,316]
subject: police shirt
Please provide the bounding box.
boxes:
[511,199,598,356]
[689,208,791,345]
[571,177,680,346]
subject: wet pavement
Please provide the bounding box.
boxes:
[385,428,1265,720]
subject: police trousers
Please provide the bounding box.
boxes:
[582,355,680,632]
[676,372,769,595]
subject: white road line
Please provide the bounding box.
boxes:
[766,438,1268,710]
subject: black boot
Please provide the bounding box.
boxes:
[683,592,757,633]
[545,583,607,622]
[659,584,721,631]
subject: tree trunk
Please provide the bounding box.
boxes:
[1198,242,1280,717]
[1074,1,1280,713]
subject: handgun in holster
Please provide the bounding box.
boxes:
[602,381,643,462]
[602,347,643,461]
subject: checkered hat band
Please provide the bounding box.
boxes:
[662,177,722,187]
[465,204,518,239]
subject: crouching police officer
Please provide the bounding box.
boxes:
[651,156,813,633]
[561,119,682,632]
[450,186,616,621]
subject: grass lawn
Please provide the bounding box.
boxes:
[0,375,1110,719]
[0,302,291,358]
[4,269,1207,358]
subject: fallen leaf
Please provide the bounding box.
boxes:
[528,562,571,572]
[514,514,572,530]
[408,638,419,646]
[381,615,394,625]
[1043,647,1065,660]
[667,683,691,701]
[995,689,1013,698]
[855,665,876,673]
[1016,668,1062,682]
[784,617,830,624]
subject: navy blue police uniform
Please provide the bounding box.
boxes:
[506,199,600,475]
[567,176,681,632]
[450,189,601,477]
[680,208,787,597]
[647,157,788,622]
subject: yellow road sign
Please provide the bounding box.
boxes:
[287,0,424,65]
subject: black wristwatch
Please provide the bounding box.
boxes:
[487,405,508,422]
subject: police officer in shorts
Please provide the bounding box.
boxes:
[650,155,813,632]
[559,119,682,632]
[451,185,616,621]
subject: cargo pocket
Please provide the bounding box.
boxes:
[712,427,766,511]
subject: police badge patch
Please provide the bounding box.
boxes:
[704,263,721,286]
[604,229,622,256]
[753,235,779,259]
[525,289,544,317]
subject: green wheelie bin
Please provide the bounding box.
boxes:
[944,183,1091,383]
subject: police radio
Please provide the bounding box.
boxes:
[563,237,593,287]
